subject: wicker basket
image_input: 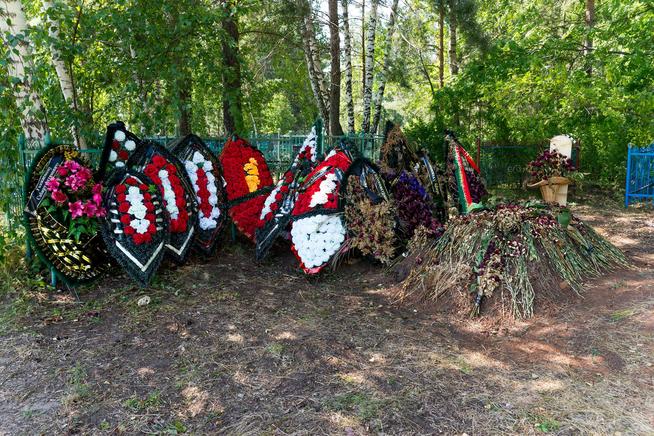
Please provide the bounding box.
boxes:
[528,176,571,206]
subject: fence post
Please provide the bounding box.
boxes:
[624,144,632,208]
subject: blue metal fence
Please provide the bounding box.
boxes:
[625,142,654,207]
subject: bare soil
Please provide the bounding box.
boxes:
[0,200,653,435]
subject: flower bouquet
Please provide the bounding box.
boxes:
[388,171,443,241]
[99,170,169,286]
[255,126,318,260]
[24,145,111,285]
[170,134,227,255]
[219,136,274,241]
[527,149,576,205]
[342,159,397,264]
[290,146,352,274]
[129,143,198,264]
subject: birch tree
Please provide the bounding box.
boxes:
[360,0,377,133]
[341,0,355,133]
[0,0,49,142]
[371,0,399,135]
[328,0,343,135]
[301,1,329,129]
[41,0,86,148]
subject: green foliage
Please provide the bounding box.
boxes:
[399,0,654,186]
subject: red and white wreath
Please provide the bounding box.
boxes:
[108,128,137,169]
[184,151,221,230]
[143,155,189,233]
[116,177,158,245]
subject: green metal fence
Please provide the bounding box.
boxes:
[478,141,580,188]
[2,126,384,233]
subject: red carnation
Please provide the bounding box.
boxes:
[166,164,176,174]
[126,178,138,186]
[119,202,130,213]
[148,224,156,234]
[146,213,155,222]
[152,155,167,167]
[143,193,152,201]
[124,226,135,236]
[280,185,289,193]
[139,184,148,191]
[134,234,144,245]
[120,215,131,225]
[115,184,127,194]
[118,150,129,161]
[112,140,121,151]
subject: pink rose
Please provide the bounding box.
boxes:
[57,167,69,177]
[51,190,68,205]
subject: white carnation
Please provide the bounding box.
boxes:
[109,150,118,162]
[114,130,126,142]
[124,140,136,151]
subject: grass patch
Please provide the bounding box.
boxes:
[324,391,385,421]
[63,364,92,405]
[533,415,561,433]
[610,308,636,322]
[266,342,285,357]
[123,390,162,412]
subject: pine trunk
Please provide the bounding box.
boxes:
[42,0,86,148]
[221,0,244,135]
[448,0,458,77]
[361,0,378,133]
[371,0,399,135]
[177,74,192,136]
[584,0,595,76]
[341,0,355,134]
[0,0,49,142]
[438,1,445,88]
[302,3,329,128]
[328,0,343,136]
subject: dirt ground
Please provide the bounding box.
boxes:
[0,199,653,435]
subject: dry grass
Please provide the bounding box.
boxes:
[0,201,652,434]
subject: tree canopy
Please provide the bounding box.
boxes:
[0,0,652,184]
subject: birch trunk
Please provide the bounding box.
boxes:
[341,0,354,133]
[361,0,365,104]
[42,0,86,148]
[302,3,329,128]
[328,0,343,136]
[360,0,377,133]
[371,0,399,135]
[0,0,49,142]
